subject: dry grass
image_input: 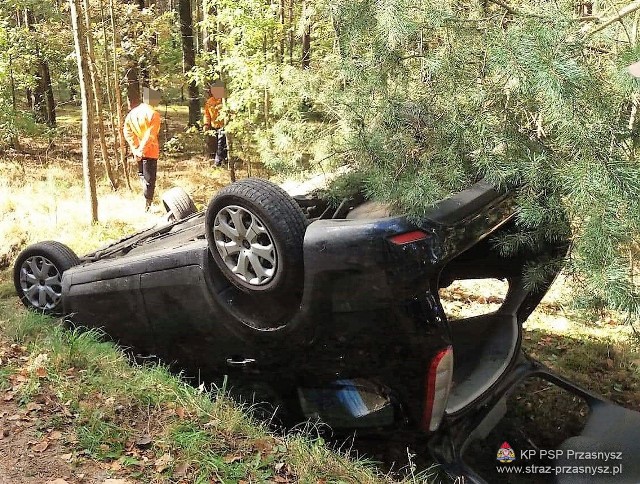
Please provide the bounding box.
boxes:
[0,104,263,266]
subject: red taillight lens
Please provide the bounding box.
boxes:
[422,346,454,432]
[389,230,429,245]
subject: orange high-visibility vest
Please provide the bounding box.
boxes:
[204,96,224,129]
[123,103,161,159]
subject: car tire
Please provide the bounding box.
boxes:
[13,241,80,315]
[162,187,197,222]
[205,178,307,295]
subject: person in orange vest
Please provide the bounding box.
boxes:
[203,81,228,167]
[123,87,162,211]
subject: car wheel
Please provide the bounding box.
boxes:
[13,241,80,315]
[162,186,197,222]
[205,178,307,294]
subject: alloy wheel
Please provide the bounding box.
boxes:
[212,205,277,286]
[19,255,63,311]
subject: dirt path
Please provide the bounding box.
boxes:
[0,343,131,484]
[0,398,119,483]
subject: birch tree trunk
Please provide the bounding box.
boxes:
[69,0,99,222]
[82,0,118,190]
[110,0,131,189]
[99,0,117,149]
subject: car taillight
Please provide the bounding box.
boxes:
[422,346,453,432]
[389,230,429,245]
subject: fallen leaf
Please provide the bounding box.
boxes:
[223,454,242,464]
[274,477,289,483]
[135,434,153,448]
[110,461,122,471]
[36,367,47,378]
[203,419,221,428]
[26,402,42,413]
[173,462,189,477]
[32,440,50,452]
[46,479,70,484]
[59,453,73,462]
[175,406,185,419]
[155,453,173,473]
[99,444,110,452]
[50,430,63,440]
[253,438,274,453]
[3,392,14,402]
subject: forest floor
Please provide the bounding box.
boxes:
[0,105,639,483]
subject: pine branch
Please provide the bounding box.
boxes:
[486,0,544,19]
[583,0,640,37]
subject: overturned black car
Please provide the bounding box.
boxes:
[13,178,640,483]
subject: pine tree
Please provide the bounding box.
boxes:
[313,0,640,320]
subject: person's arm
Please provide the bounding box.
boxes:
[137,111,161,157]
[122,115,137,155]
[203,98,212,129]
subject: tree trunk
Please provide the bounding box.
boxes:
[24,9,55,126]
[8,53,21,151]
[41,61,57,127]
[179,0,200,126]
[140,35,158,86]
[110,0,131,189]
[288,0,294,65]
[279,0,285,63]
[126,64,141,108]
[69,0,99,223]
[263,32,270,128]
[8,53,17,113]
[100,0,118,166]
[202,0,215,55]
[194,0,201,54]
[82,0,118,189]
[301,0,311,69]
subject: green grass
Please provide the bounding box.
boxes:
[0,279,417,483]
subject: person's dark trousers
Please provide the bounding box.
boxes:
[137,157,158,204]
[215,130,228,166]
[206,128,228,166]
[206,129,218,161]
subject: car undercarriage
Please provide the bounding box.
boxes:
[13,177,640,483]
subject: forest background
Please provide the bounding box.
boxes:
[2,0,640,321]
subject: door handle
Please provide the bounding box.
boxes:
[226,357,256,367]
